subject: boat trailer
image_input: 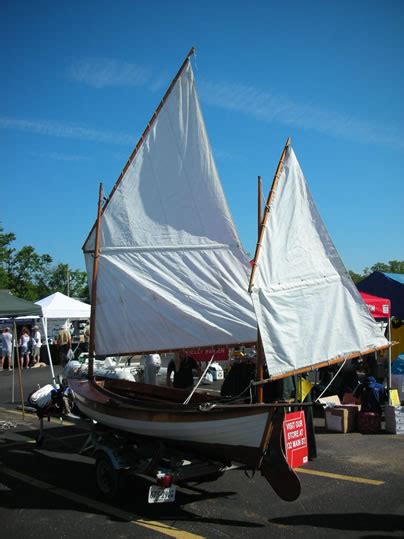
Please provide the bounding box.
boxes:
[36,411,240,503]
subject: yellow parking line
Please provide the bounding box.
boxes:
[135,519,205,538]
[0,465,205,538]
[295,467,384,485]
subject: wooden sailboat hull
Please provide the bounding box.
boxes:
[69,376,301,501]
[70,378,269,454]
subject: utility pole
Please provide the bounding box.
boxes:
[67,266,70,297]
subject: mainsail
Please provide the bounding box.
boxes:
[83,55,257,355]
[250,143,388,378]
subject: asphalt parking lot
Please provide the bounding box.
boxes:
[0,366,403,538]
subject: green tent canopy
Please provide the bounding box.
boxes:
[0,289,42,318]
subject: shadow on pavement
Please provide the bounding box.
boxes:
[0,426,264,530]
[270,513,404,533]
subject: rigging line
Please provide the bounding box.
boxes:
[219,376,256,404]
[315,357,347,402]
[183,352,216,405]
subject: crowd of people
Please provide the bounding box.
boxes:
[0,320,89,370]
[1,324,42,370]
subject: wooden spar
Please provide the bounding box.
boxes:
[82,47,196,252]
[82,340,256,359]
[258,176,262,235]
[248,137,291,293]
[88,183,104,380]
[253,342,394,384]
[256,175,264,403]
[14,321,25,419]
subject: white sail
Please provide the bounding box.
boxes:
[84,61,257,355]
[251,146,388,378]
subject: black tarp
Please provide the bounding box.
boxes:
[0,289,42,318]
[357,272,404,320]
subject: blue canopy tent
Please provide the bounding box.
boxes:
[357,273,404,403]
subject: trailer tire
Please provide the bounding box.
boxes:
[95,453,125,500]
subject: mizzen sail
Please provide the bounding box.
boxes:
[250,144,388,378]
[84,56,256,355]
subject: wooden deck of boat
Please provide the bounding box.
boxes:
[101,378,222,404]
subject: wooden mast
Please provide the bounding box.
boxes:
[82,47,196,253]
[88,183,103,380]
[249,137,291,293]
[256,175,264,403]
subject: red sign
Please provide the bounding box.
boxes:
[283,411,308,468]
[359,291,391,318]
[187,347,229,362]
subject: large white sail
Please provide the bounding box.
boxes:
[251,146,388,378]
[84,60,257,355]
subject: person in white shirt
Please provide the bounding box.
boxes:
[1,327,13,370]
[31,326,41,365]
[143,353,161,385]
[19,327,31,368]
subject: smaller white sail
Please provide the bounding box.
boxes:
[251,146,388,378]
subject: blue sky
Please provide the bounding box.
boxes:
[1,0,403,274]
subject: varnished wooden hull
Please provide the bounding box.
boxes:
[70,378,271,455]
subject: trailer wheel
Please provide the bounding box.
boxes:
[95,454,125,500]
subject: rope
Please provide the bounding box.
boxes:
[183,352,216,405]
[315,357,347,402]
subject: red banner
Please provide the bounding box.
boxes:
[187,346,229,362]
[359,291,391,318]
[283,411,308,468]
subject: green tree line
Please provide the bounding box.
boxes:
[349,260,404,284]
[0,226,89,302]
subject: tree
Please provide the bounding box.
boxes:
[47,264,89,302]
[6,245,53,300]
[349,270,363,284]
[363,260,404,277]
[0,225,16,289]
[0,226,89,301]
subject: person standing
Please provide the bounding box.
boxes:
[31,325,41,365]
[82,320,90,353]
[143,353,161,385]
[56,324,72,366]
[19,327,31,369]
[166,351,200,389]
[1,327,13,370]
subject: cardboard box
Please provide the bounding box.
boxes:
[385,405,404,434]
[325,408,350,433]
[325,405,359,433]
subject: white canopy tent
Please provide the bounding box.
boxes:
[36,292,90,322]
[35,292,91,381]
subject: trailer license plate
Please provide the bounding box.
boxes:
[148,485,176,503]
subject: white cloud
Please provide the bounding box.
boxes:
[2,64,402,152]
[0,116,133,146]
[66,58,151,88]
[30,151,88,162]
[199,79,404,150]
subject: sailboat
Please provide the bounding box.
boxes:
[69,48,389,501]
